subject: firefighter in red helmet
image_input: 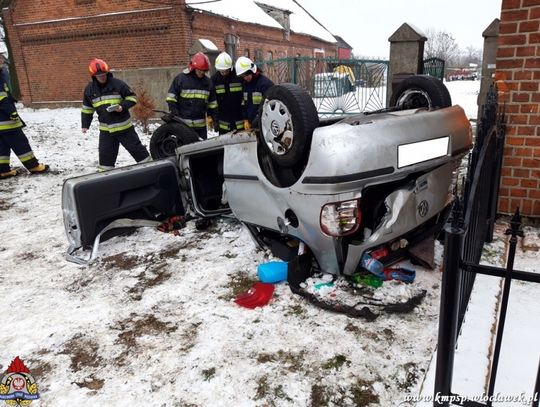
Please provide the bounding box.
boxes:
[166,52,217,139]
[81,58,150,171]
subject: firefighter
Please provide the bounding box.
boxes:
[0,75,49,179]
[211,52,243,134]
[235,56,274,130]
[81,58,150,172]
[166,52,217,140]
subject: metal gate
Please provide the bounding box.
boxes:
[423,57,446,80]
[258,57,388,117]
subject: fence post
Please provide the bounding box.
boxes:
[433,201,464,406]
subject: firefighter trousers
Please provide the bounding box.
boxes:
[98,127,150,170]
[0,128,39,173]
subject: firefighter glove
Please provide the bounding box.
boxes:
[207,116,214,129]
[243,120,251,130]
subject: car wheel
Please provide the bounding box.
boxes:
[150,122,199,159]
[390,75,452,110]
[259,83,319,167]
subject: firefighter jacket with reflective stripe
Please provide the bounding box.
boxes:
[81,73,137,133]
[211,69,244,131]
[242,72,274,123]
[0,79,23,132]
[166,71,217,129]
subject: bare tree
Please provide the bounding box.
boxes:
[424,28,460,66]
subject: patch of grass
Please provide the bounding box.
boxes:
[220,271,258,300]
[221,251,238,258]
[101,252,141,270]
[254,376,270,400]
[310,384,329,407]
[322,354,351,370]
[127,263,171,300]
[201,367,216,381]
[58,334,103,372]
[113,314,178,365]
[74,376,105,390]
[396,362,420,391]
[285,304,305,317]
[256,350,306,372]
[350,378,379,406]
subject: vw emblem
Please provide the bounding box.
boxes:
[270,120,280,136]
[418,200,429,217]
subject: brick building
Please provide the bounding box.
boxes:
[2,0,338,106]
[496,0,540,217]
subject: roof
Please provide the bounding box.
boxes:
[186,0,337,44]
[334,35,353,50]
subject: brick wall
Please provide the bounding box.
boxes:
[3,0,336,106]
[190,12,337,61]
[496,0,540,217]
[3,0,191,104]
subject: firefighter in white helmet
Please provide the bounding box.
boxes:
[235,56,274,130]
[211,52,244,134]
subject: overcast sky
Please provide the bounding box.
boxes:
[302,0,502,58]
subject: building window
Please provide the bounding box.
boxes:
[254,49,263,62]
[224,34,238,59]
[266,51,273,60]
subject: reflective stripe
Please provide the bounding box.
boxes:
[125,96,137,103]
[91,95,120,103]
[0,156,9,164]
[166,93,177,103]
[17,150,35,163]
[181,118,206,128]
[99,118,133,133]
[81,104,94,114]
[179,90,210,100]
[243,92,248,102]
[0,91,7,101]
[97,165,115,172]
[235,120,245,130]
[92,98,122,108]
[0,119,23,131]
[216,88,226,94]
[230,83,242,92]
[252,92,263,104]
[219,121,231,131]
[208,101,218,109]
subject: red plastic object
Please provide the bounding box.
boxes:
[234,282,275,309]
[371,246,389,259]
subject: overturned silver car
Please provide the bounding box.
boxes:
[62,75,472,277]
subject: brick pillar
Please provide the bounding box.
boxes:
[477,18,499,121]
[495,0,540,217]
[387,23,426,106]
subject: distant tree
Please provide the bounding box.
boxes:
[424,28,460,66]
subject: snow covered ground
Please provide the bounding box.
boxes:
[0,80,538,406]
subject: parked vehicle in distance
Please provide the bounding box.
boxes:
[62,75,472,278]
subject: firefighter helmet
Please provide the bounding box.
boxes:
[88,58,110,76]
[215,52,233,70]
[235,56,257,76]
[189,52,210,72]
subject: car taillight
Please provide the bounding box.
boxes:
[320,199,361,237]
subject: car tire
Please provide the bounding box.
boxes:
[258,83,319,168]
[150,122,199,159]
[390,75,452,110]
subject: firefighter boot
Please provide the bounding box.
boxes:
[0,169,18,179]
[29,163,50,175]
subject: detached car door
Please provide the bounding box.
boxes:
[62,159,184,258]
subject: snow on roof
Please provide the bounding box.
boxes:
[186,0,337,44]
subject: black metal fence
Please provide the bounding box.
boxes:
[433,85,540,406]
[257,57,388,116]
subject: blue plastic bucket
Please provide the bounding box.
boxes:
[257,261,288,283]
